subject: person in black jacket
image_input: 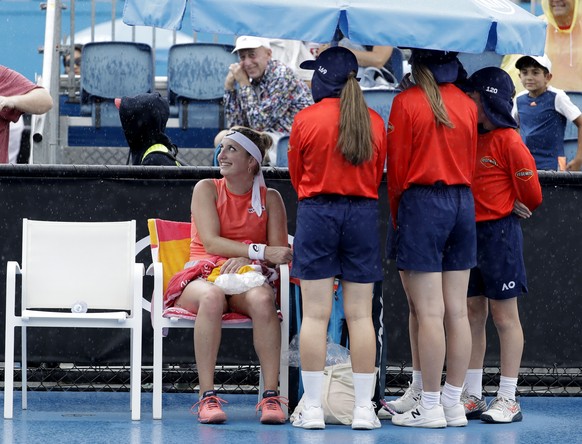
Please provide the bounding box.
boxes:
[116,92,182,166]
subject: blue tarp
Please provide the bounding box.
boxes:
[123,0,547,55]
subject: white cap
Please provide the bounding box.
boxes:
[232,36,271,53]
[515,54,552,73]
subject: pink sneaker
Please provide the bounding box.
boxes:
[192,390,228,424]
[255,390,288,424]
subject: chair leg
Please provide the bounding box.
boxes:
[21,326,27,411]
[130,326,142,421]
[279,324,289,417]
[279,363,289,418]
[153,326,163,420]
[279,263,290,417]
[4,326,15,419]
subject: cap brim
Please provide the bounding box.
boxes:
[515,55,551,72]
[515,56,534,70]
[299,59,317,70]
[232,43,266,53]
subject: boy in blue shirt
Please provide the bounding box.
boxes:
[514,54,582,171]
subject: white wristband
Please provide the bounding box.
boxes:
[248,243,266,261]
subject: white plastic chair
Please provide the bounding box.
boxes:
[146,218,290,420]
[4,219,144,420]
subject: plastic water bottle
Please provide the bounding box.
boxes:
[71,300,88,313]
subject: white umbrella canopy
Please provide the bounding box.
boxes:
[123,0,546,55]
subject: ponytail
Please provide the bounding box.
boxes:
[411,63,454,128]
[337,73,373,165]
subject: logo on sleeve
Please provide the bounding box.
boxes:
[480,156,498,168]
[515,168,534,181]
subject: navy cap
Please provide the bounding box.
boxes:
[466,67,517,129]
[300,46,358,102]
[410,49,462,84]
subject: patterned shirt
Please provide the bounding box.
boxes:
[223,59,313,134]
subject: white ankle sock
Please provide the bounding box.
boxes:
[464,368,484,398]
[301,370,324,408]
[352,372,375,407]
[440,382,463,408]
[411,370,423,391]
[420,390,440,409]
[497,376,518,401]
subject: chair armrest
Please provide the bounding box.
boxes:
[151,262,164,329]
[6,261,22,319]
[7,261,21,275]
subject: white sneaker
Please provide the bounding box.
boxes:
[384,383,422,416]
[461,389,487,419]
[292,404,325,429]
[443,402,468,427]
[480,397,522,423]
[352,405,381,430]
[377,399,393,420]
[392,403,447,428]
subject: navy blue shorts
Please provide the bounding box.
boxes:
[394,184,476,272]
[468,215,527,299]
[385,219,397,262]
[291,195,383,283]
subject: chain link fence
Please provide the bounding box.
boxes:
[2,364,581,396]
[62,147,215,166]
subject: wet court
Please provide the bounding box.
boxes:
[1,391,581,444]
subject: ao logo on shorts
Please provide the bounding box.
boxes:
[474,0,515,15]
[502,281,516,291]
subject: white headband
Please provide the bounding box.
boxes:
[224,131,266,217]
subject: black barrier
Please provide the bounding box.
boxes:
[0,165,581,369]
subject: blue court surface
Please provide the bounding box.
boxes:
[1,392,581,444]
